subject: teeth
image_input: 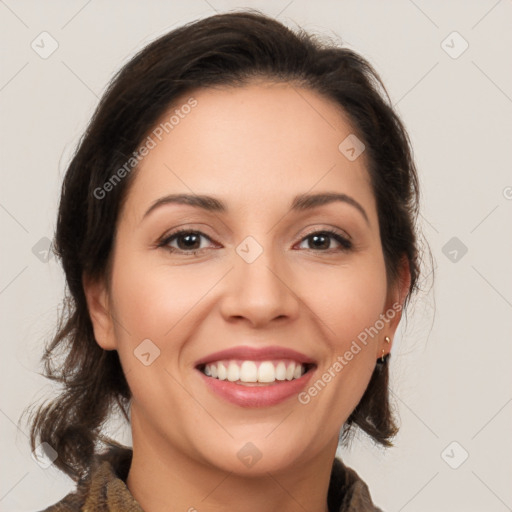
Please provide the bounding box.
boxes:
[227,362,239,382]
[240,361,258,382]
[258,361,275,382]
[275,362,286,380]
[217,362,227,380]
[202,360,308,383]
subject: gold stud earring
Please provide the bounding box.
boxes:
[380,336,391,363]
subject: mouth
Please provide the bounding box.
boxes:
[193,345,318,407]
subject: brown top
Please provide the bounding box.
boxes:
[40,447,383,512]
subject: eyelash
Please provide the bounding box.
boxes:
[157,227,353,256]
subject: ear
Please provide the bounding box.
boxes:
[82,273,117,351]
[381,254,412,351]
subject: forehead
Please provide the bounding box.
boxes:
[123,82,376,222]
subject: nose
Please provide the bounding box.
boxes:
[219,244,300,328]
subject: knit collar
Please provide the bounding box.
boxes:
[44,448,382,512]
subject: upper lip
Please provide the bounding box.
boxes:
[194,345,317,367]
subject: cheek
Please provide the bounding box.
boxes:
[302,255,387,403]
[109,249,220,344]
[306,257,388,345]
[105,251,244,436]
[107,252,211,408]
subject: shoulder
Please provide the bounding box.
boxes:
[38,447,140,512]
[38,479,89,511]
[329,457,384,512]
[39,491,85,511]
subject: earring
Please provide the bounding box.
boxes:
[377,336,391,364]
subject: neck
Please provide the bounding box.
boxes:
[126,413,336,512]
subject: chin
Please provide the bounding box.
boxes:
[195,435,310,476]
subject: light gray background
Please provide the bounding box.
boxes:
[1,1,511,511]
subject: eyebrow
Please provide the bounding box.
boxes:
[142,192,369,224]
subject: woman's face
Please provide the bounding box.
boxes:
[86,81,406,474]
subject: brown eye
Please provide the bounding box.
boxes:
[159,230,214,254]
[174,232,202,250]
[298,230,352,252]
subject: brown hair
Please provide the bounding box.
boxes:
[24,10,422,481]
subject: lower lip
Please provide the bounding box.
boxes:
[197,367,316,407]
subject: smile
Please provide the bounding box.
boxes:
[194,345,317,407]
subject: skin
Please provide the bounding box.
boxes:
[84,81,410,512]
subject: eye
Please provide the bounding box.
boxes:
[158,229,216,255]
[157,227,352,256]
[296,229,352,252]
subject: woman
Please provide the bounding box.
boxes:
[28,10,421,512]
